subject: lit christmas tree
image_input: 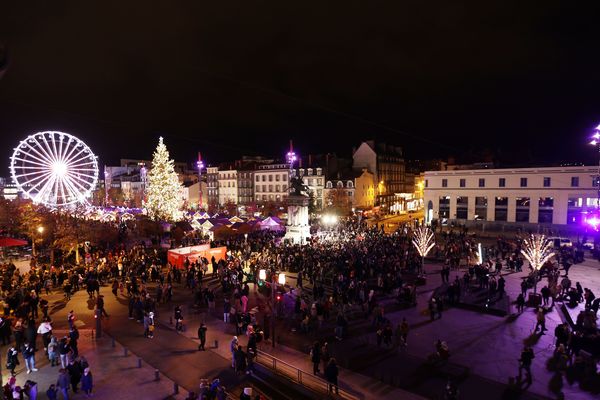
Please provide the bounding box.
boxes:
[144,137,183,221]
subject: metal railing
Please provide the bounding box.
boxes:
[256,349,360,400]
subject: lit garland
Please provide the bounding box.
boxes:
[412,225,435,258]
[520,234,554,271]
[143,137,183,221]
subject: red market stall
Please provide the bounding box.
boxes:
[167,244,228,269]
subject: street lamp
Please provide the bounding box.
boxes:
[586,127,600,230]
[32,226,44,257]
[197,153,205,209]
[272,272,286,347]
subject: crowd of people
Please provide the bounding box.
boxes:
[0,261,94,399]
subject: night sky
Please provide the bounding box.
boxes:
[2,2,600,174]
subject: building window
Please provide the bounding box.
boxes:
[268,175,273,182]
[442,179,448,188]
[478,178,485,187]
[425,179,428,188]
[337,181,343,189]
[282,184,287,192]
[516,197,530,222]
[538,197,554,223]
[438,196,450,219]
[459,179,465,188]
[499,178,505,187]
[275,185,280,192]
[520,178,527,187]
[543,177,551,187]
[456,196,468,219]
[326,181,332,189]
[495,197,508,221]
[475,197,487,221]
[347,181,354,188]
[268,185,273,192]
[571,177,579,187]
[275,174,280,181]
[262,175,266,182]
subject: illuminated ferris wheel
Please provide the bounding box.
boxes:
[10,131,99,208]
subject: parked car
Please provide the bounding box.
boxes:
[547,237,572,248]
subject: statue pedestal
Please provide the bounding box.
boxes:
[284,225,311,245]
[284,194,310,244]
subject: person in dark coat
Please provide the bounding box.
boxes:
[234,346,247,374]
[0,317,10,345]
[6,347,19,376]
[198,323,207,351]
[81,367,93,396]
[311,341,321,375]
[69,326,80,358]
[67,358,83,393]
[325,358,339,394]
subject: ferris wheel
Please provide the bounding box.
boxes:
[10,131,99,208]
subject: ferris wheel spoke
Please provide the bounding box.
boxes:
[33,174,56,204]
[12,150,52,168]
[16,170,53,188]
[32,136,58,165]
[63,147,88,167]
[61,137,79,165]
[63,175,84,203]
[65,171,92,191]
[21,139,55,165]
[50,133,60,165]
[59,177,76,204]
[12,170,54,179]
[66,170,98,180]
[66,160,97,169]
[12,163,54,171]
[57,178,68,206]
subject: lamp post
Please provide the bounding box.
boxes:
[32,226,44,257]
[197,153,205,210]
[273,273,286,347]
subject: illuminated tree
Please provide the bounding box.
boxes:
[144,137,183,222]
[412,225,435,274]
[521,234,555,293]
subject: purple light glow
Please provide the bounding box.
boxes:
[286,151,297,165]
[585,214,600,230]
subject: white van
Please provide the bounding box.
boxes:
[547,237,572,248]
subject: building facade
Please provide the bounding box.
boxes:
[254,163,290,203]
[352,141,406,209]
[353,169,376,208]
[206,167,219,210]
[424,166,599,226]
[218,169,238,206]
[237,170,254,205]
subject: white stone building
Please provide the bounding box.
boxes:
[217,169,238,206]
[424,165,599,226]
[254,163,290,203]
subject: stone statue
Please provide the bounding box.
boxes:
[289,176,309,197]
